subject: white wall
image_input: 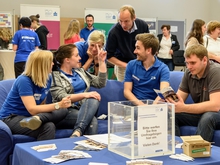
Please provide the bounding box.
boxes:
[0,0,217,33]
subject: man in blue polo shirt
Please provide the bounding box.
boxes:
[124,33,170,105]
[80,14,96,41]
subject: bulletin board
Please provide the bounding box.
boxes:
[157,20,185,50]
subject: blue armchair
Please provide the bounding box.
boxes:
[0,71,220,165]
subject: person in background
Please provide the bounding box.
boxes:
[50,44,107,137]
[157,25,180,71]
[80,14,96,41]
[64,19,81,44]
[106,5,149,82]
[203,20,220,63]
[0,50,71,141]
[75,30,105,75]
[29,14,49,50]
[124,33,170,105]
[167,44,220,142]
[0,27,12,49]
[185,19,206,49]
[12,17,40,78]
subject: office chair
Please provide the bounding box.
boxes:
[172,50,186,71]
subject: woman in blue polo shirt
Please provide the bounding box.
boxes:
[0,50,71,140]
[50,43,107,137]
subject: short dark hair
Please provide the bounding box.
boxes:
[85,14,94,20]
[161,25,170,30]
[19,17,31,28]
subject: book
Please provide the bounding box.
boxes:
[154,86,178,102]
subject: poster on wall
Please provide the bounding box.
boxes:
[84,8,118,39]
[140,18,157,36]
[20,4,60,50]
[0,13,12,27]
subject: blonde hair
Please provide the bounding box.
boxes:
[64,19,80,40]
[0,27,12,42]
[184,44,208,60]
[23,50,53,87]
[206,20,220,34]
[88,30,105,45]
[119,5,135,19]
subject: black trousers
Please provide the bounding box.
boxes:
[2,109,68,141]
[14,62,26,78]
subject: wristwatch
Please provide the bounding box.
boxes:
[54,103,60,110]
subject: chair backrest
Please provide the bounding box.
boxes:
[89,80,126,117]
[173,50,185,66]
[0,79,15,108]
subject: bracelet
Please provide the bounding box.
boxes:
[95,63,99,67]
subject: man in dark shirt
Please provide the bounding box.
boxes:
[106,5,149,81]
[167,44,220,142]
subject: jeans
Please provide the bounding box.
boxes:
[157,57,174,71]
[2,109,68,141]
[56,98,99,135]
[175,111,220,141]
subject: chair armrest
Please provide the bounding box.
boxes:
[0,120,14,165]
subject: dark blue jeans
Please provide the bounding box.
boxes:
[175,111,220,141]
[157,57,174,71]
[56,98,99,135]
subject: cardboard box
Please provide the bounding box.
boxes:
[180,135,211,158]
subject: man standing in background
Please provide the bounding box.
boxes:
[80,14,96,41]
[106,5,149,81]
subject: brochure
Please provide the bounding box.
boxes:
[154,86,178,102]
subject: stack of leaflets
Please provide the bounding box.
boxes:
[126,159,163,165]
[43,150,92,164]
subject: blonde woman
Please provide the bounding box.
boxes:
[0,50,71,141]
[29,14,49,50]
[64,19,81,44]
[75,30,105,75]
[0,27,12,49]
[203,20,220,63]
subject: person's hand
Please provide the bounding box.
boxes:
[87,49,94,59]
[166,93,185,113]
[96,44,107,63]
[169,49,174,55]
[59,96,72,108]
[84,91,101,101]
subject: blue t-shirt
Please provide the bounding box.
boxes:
[124,57,170,100]
[80,27,96,41]
[0,75,52,119]
[75,41,89,66]
[12,29,40,63]
[60,69,86,94]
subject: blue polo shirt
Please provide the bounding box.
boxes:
[124,57,170,100]
[80,27,96,41]
[75,41,89,66]
[0,75,51,119]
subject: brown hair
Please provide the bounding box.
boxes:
[119,5,135,19]
[29,14,40,24]
[54,44,77,66]
[161,25,170,31]
[206,20,220,34]
[135,33,159,55]
[184,44,208,60]
[185,19,205,46]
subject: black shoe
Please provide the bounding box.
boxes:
[20,116,42,130]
